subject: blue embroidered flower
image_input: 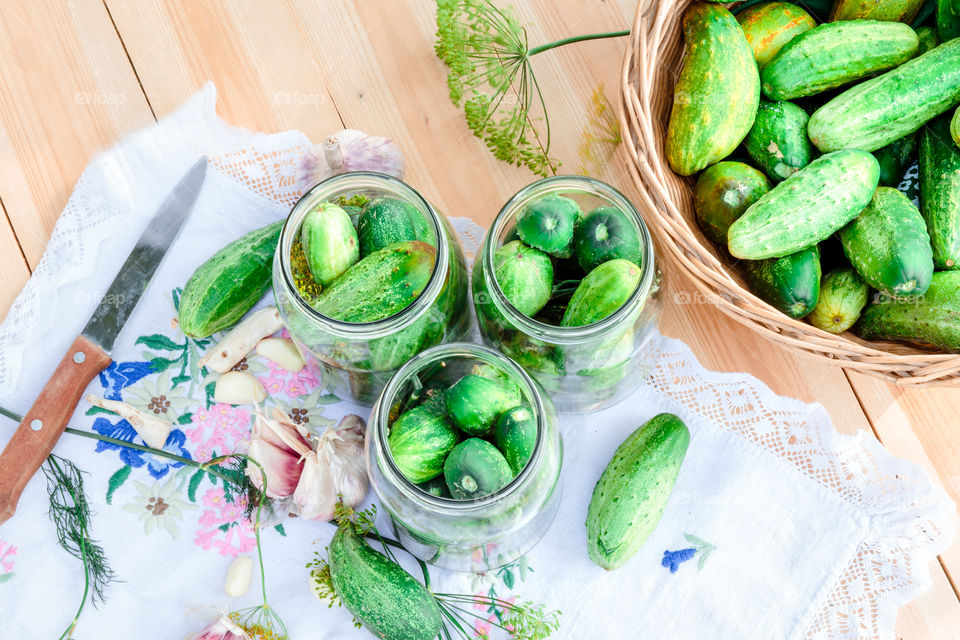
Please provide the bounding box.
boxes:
[661,548,696,573]
[91,417,191,479]
[98,361,156,401]
[662,533,716,573]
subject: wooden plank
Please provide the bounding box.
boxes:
[0,200,30,318]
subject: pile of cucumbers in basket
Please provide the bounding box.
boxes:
[669,0,960,352]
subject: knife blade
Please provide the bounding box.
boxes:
[0,157,207,525]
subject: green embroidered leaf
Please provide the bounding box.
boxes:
[0,573,13,583]
[218,523,232,533]
[204,381,217,409]
[187,467,207,502]
[171,373,190,386]
[149,356,179,372]
[502,568,515,590]
[274,524,287,537]
[316,394,341,405]
[106,466,132,505]
[177,412,193,426]
[172,287,182,312]
[137,334,183,352]
[85,406,114,417]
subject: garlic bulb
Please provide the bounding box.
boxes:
[245,410,310,498]
[186,616,251,640]
[86,395,172,449]
[293,414,368,521]
[296,129,405,192]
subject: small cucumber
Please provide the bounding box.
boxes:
[839,187,934,296]
[388,406,460,483]
[179,220,283,339]
[311,241,436,323]
[493,240,553,317]
[445,374,517,436]
[469,363,524,408]
[736,2,816,68]
[830,0,925,22]
[745,245,821,318]
[809,267,869,334]
[561,259,642,327]
[301,202,359,287]
[417,476,451,498]
[855,271,960,351]
[744,100,813,182]
[915,25,938,55]
[873,132,919,187]
[443,438,514,500]
[357,197,436,257]
[693,161,771,245]
[586,413,690,570]
[938,0,960,41]
[920,112,960,269]
[953,106,960,148]
[328,523,443,640]
[493,405,538,476]
[573,206,642,273]
[515,195,583,258]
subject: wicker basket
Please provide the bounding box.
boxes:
[618,0,960,387]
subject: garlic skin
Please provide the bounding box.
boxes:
[200,307,283,374]
[245,411,310,498]
[86,394,172,449]
[186,616,251,640]
[293,414,368,521]
[214,371,267,405]
[296,129,405,193]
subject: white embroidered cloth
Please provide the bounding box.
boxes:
[0,85,953,640]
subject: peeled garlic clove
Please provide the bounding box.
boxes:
[296,129,405,193]
[224,556,254,597]
[86,395,172,450]
[214,371,267,405]
[199,307,283,374]
[188,616,252,640]
[255,337,305,372]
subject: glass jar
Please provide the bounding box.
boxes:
[274,172,470,405]
[366,343,562,572]
[472,176,662,413]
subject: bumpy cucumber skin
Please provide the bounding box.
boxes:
[809,267,869,334]
[938,0,960,41]
[469,363,524,408]
[762,21,918,101]
[493,405,538,476]
[561,259,642,327]
[445,374,517,436]
[573,206,642,273]
[727,150,880,260]
[873,131,918,187]
[515,195,583,258]
[915,25,938,55]
[830,0,925,22]
[920,113,960,270]
[953,107,960,149]
[388,406,460,483]
[745,245,821,318]
[666,3,760,176]
[808,38,960,153]
[357,197,435,257]
[417,476,450,498]
[839,187,933,296]
[736,2,816,68]
[311,241,436,323]
[586,413,690,571]
[855,271,960,351]
[744,100,813,182]
[329,524,443,640]
[693,161,771,245]
[301,202,359,287]
[443,438,514,500]
[493,240,553,317]
[179,220,284,339]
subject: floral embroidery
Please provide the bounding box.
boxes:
[662,533,716,573]
[194,488,256,557]
[91,416,192,479]
[122,476,194,539]
[185,404,252,463]
[98,361,155,401]
[0,540,16,583]
[124,369,194,421]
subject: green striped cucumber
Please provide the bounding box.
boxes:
[666,3,760,176]
[388,406,460,483]
[953,107,960,148]
[938,0,960,41]
[744,100,813,181]
[830,0,925,21]
[920,112,960,269]
[762,21,919,101]
[693,161,771,245]
[301,202,359,287]
[586,413,690,570]
[809,267,870,333]
[515,195,583,258]
[445,374,518,436]
[808,38,960,152]
[573,206,642,273]
[493,405,538,476]
[839,187,934,296]
[179,220,283,339]
[469,363,524,408]
[357,197,436,257]
[915,25,938,54]
[744,245,821,318]
[727,150,880,260]
[443,438,514,500]
[328,523,443,640]
[855,271,960,351]
[873,132,919,187]
[736,2,816,68]
[493,240,553,317]
[561,259,642,327]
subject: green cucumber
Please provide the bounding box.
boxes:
[586,413,690,570]
[310,241,436,323]
[855,271,960,351]
[745,245,821,318]
[727,150,880,259]
[357,197,436,257]
[953,106,960,148]
[179,220,283,339]
[328,523,443,640]
[443,438,514,500]
[388,406,460,483]
[938,0,960,41]
[873,132,919,187]
[915,25,938,54]
[469,363,524,408]
[736,2,816,68]
[515,195,583,258]
[762,21,919,101]
[573,206,642,273]
[807,38,960,152]
[417,476,450,498]
[920,112,960,269]
[809,267,870,333]
[445,374,517,437]
[693,161,771,245]
[561,259,642,327]
[493,405,538,476]
[666,3,760,176]
[301,202,359,287]
[839,187,934,296]
[830,0,925,21]
[493,240,553,317]
[744,100,813,182]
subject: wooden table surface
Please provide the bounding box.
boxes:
[0,1,957,637]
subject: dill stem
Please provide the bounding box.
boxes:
[527,30,630,57]
[48,455,89,640]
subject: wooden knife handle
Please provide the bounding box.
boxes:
[0,335,111,525]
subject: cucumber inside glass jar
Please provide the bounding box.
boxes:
[473,176,662,413]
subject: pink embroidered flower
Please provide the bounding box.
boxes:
[473,617,492,638]
[284,365,320,397]
[193,488,256,556]
[0,540,17,573]
[186,404,251,462]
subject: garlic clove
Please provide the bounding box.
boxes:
[293,414,369,520]
[199,307,283,374]
[255,337,305,372]
[214,371,267,405]
[295,129,405,193]
[188,616,252,640]
[245,435,302,498]
[224,556,254,597]
[258,408,312,458]
[86,395,172,450]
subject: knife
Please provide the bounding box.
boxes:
[0,158,208,524]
